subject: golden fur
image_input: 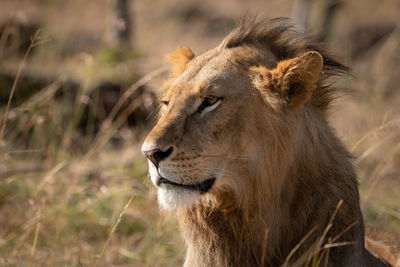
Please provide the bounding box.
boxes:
[142,18,398,266]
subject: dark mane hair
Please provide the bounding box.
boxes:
[219,17,349,111]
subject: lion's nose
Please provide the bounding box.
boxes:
[143,147,173,167]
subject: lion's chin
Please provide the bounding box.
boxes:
[157,187,201,210]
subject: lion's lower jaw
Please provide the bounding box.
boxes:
[157,187,201,210]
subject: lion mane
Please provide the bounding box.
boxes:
[142,18,398,266]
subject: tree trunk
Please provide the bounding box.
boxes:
[291,0,311,31]
[108,0,132,47]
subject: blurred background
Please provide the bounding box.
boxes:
[0,0,399,266]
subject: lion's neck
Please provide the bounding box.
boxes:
[178,202,280,267]
[177,181,292,266]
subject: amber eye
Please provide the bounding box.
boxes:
[198,96,221,112]
[205,96,218,105]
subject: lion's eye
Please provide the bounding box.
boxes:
[205,96,218,105]
[198,96,222,113]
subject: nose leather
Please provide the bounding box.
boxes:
[143,147,173,167]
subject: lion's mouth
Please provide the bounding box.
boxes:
[158,177,215,193]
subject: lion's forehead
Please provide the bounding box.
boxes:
[170,49,241,91]
[168,73,247,108]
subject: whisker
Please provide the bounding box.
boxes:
[184,164,241,178]
[198,154,250,161]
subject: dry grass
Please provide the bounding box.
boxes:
[0,142,185,266]
[0,0,399,266]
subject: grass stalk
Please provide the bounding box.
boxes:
[260,228,269,266]
[0,30,41,141]
[28,206,41,267]
[91,193,134,267]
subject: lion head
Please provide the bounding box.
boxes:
[141,18,399,267]
[141,18,343,211]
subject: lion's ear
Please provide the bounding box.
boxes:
[250,51,323,111]
[166,47,195,76]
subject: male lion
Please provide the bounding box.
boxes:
[141,18,399,266]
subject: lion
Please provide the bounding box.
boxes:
[141,18,400,266]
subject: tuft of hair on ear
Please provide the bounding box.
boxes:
[250,65,286,110]
[166,47,195,76]
[250,51,323,111]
